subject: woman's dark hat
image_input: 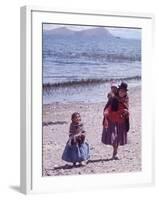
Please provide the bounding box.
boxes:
[118,82,128,91]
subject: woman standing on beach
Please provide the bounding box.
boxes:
[62,112,90,166]
[101,82,129,159]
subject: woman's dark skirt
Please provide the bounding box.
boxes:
[101,120,127,146]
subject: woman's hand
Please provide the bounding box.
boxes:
[121,109,129,118]
[123,109,129,117]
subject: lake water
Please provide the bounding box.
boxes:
[42,29,141,104]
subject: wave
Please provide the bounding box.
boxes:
[43,51,141,62]
[43,76,141,90]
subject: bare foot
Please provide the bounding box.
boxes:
[79,161,86,166]
[112,155,119,160]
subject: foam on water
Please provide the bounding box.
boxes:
[43,80,141,104]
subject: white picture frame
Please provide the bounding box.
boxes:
[20,5,154,194]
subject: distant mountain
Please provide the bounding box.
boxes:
[44,27,114,39]
[44,27,75,36]
[76,27,113,38]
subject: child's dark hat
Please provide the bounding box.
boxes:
[118,82,128,91]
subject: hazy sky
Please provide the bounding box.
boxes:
[43,24,141,39]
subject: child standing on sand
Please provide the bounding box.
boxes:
[62,112,90,166]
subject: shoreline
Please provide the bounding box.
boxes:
[42,85,141,176]
[43,79,141,105]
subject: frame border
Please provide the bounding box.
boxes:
[20,5,154,194]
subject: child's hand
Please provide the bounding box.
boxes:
[75,133,81,138]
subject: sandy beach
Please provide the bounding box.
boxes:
[42,85,141,176]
